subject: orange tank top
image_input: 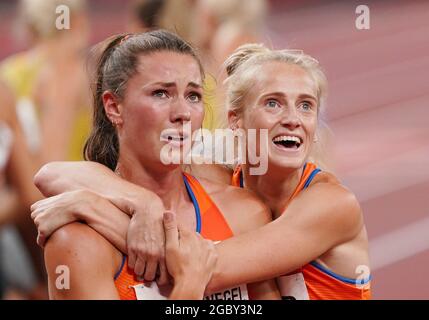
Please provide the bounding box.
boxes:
[114,173,249,300]
[231,163,371,300]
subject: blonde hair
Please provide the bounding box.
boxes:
[223,43,333,170]
[17,0,87,40]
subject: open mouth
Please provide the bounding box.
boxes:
[166,135,185,142]
[272,135,302,150]
[160,131,189,145]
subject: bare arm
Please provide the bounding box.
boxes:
[210,185,280,300]
[164,212,218,300]
[45,216,217,300]
[206,182,363,293]
[33,161,166,282]
[34,162,363,297]
[31,190,130,252]
[44,222,122,299]
[34,161,158,212]
[242,206,281,300]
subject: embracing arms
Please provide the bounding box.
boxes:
[34,161,166,281]
[207,181,364,292]
[45,212,217,300]
[33,162,363,294]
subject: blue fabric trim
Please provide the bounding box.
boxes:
[239,170,244,188]
[114,176,202,281]
[183,175,202,233]
[114,254,127,280]
[303,168,321,189]
[310,261,372,285]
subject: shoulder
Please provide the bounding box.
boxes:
[198,177,272,235]
[291,172,363,243]
[44,222,121,278]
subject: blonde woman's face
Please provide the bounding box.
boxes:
[241,62,319,171]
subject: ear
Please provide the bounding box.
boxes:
[102,91,123,127]
[228,110,243,130]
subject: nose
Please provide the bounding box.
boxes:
[280,106,301,129]
[170,97,191,123]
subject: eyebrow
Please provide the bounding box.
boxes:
[188,82,203,89]
[299,93,317,101]
[259,91,317,101]
[148,81,203,89]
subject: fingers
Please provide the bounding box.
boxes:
[156,260,169,286]
[127,248,137,270]
[144,260,158,282]
[36,232,46,248]
[163,211,179,251]
[127,212,167,283]
[133,257,146,278]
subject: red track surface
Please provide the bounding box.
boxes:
[268,0,429,299]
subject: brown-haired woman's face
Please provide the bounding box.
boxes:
[241,61,319,171]
[113,51,204,169]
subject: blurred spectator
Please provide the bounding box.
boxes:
[0,0,92,299]
[0,0,91,163]
[191,0,268,129]
[127,0,195,40]
[128,0,166,32]
[193,0,267,66]
[0,80,46,299]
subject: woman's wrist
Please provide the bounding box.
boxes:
[109,185,162,217]
[72,190,99,222]
[170,279,205,300]
[132,189,164,216]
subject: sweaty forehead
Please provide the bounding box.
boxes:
[250,61,317,98]
[136,51,202,84]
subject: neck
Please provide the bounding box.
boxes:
[243,164,303,219]
[116,155,189,212]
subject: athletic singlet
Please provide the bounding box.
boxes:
[232,163,371,300]
[114,172,249,300]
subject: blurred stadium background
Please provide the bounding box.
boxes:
[0,0,428,299]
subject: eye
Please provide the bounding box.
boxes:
[187,92,202,103]
[265,99,281,109]
[153,90,168,98]
[299,101,313,111]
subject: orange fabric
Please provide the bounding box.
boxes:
[114,262,140,300]
[231,163,372,300]
[303,264,371,300]
[114,173,234,300]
